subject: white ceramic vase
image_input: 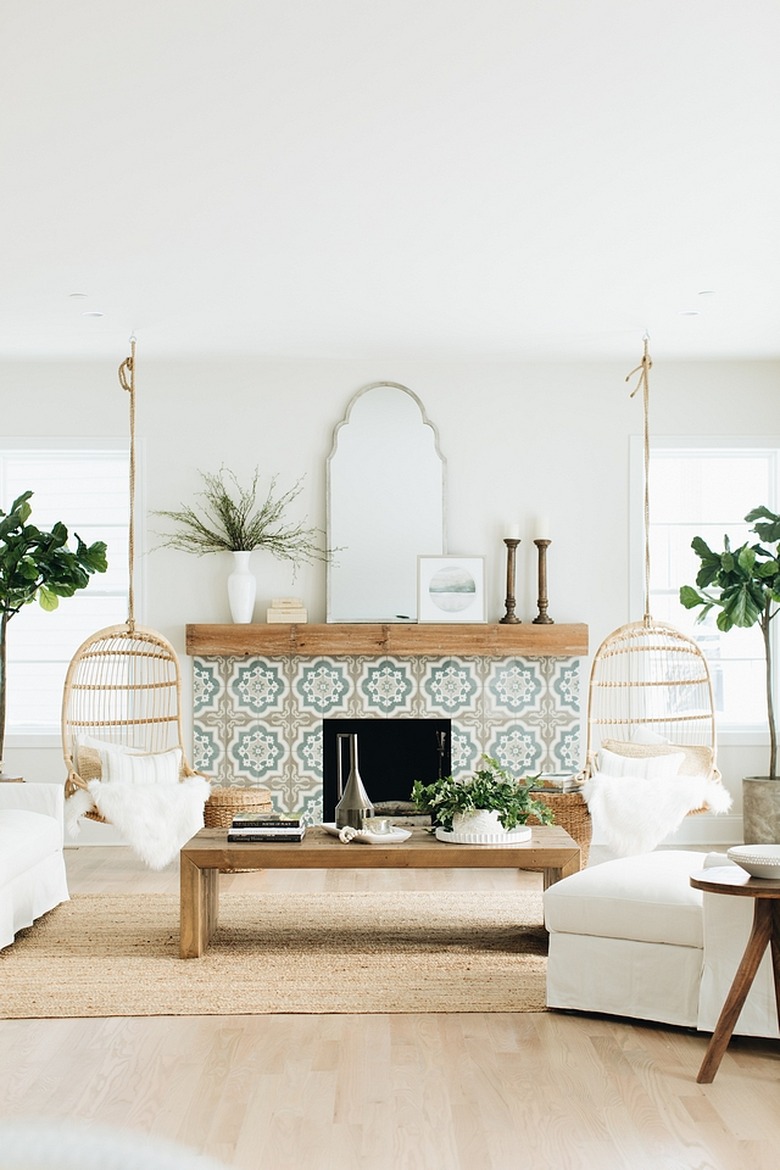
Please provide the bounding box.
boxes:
[227,550,256,623]
[452,809,505,836]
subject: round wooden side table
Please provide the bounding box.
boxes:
[690,866,780,1083]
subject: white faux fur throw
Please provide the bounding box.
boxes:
[66,777,211,870]
[583,771,732,859]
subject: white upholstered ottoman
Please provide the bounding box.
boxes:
[544,850,706,1028]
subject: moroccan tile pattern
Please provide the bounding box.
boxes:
[193,654,581,822]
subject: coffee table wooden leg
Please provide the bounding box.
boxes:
[180,854,219,958]
[542,851,581,890]
[697,897,773,1083]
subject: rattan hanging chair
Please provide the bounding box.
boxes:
[63,340,204,824]
[62,624,200,821]
[580,341,725,811]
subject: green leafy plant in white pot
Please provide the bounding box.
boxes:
[155,467,330,623]
[680,505,780,843]
[0,491,108,776]
[411,756,553,842]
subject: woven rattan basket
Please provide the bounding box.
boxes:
[204,786,273,828]
[530,789,591,867]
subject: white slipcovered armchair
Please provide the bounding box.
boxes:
[544,849,779,1039]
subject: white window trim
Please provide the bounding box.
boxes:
[629,434,780,743]
[2,437,142,746]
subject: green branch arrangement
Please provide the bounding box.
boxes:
[411,756,553,832]
[154,467,331,567]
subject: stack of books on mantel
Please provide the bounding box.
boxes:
[266,597,308,623]
[227,814,306,843]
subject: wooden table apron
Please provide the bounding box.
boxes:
[179,824,581,959]
[690,866,780,1084]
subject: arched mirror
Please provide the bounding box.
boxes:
[327,382,446,622]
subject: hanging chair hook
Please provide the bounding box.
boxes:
[626,335,652,398]
[118,336,136,394]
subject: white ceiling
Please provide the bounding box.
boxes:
[2,0,779,363]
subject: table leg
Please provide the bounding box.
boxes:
[697,897,774,1083]
[542,850,581,891]
[180,854,219,958]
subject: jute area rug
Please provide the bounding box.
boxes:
[0,890,547,1019]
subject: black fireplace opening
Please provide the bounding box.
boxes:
[321,718,452,822]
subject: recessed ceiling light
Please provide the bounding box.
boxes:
[697,290,716,297]
[68,292,89,299]
[678,310,700,317]
[82,311,104,318]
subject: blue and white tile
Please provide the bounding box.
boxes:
[229,658,288,715]
[229,724,288,782]
[421,658,480,715]
[293,725,324,781]
[550,659,581,713]
[548,725,582,774]
[358,657,416,714]
[486,725,545,776]
[485,659,544,715]
[293,658,353,715]
[449,724,481,776]
[192,726,224,776]
[192,658,225,716]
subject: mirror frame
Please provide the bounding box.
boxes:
[326,381,447,623]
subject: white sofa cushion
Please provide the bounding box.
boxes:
[544,849,705,948]
[0,809,62,886]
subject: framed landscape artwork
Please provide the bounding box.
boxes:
[417,555,486,623]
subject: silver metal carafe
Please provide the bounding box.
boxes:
[335,732,374,829]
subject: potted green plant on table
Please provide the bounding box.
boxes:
[154,466,331,623]
[680,505,780,842]
[0,491,108,776]
[411,755,554,842]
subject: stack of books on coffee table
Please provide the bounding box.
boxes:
[227,814,306,843]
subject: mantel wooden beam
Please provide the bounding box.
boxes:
[185,623,588,658]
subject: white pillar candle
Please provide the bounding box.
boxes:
[535,516,551,540]
[506,524,520,539]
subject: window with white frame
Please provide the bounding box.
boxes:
[1,444,130,736]
[632,439,780,732]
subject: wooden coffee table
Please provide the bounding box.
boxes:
[179,824,580,958]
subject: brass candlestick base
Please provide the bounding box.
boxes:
[532,539,554,625]
[499,538,522,624]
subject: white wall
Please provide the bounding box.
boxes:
[4,355,780,844]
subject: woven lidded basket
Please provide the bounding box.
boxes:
[530,790,591,867]
[204,786,273,828]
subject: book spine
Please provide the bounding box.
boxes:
[231,818,301,828]
[228,828,305,836]
[227,833,305,842]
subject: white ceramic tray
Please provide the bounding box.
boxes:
[434,825,533,845]
[320,822,412,845]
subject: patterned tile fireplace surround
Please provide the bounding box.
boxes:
[187,624,589,824]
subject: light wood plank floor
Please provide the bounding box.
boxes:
[1,847,779,1170]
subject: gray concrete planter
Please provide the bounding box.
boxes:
[742,776,780,843]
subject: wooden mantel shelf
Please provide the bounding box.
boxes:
[186,622,588,658]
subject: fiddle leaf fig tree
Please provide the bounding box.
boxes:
[0,491,108,764]
[680,505,780,779]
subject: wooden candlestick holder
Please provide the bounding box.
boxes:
[532,538,554,625]
[499,538,522,624]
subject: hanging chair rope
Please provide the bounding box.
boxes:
[118,337,137,632]
[62,336,203,824]
[579,336,725,815]
[626,335,653,624]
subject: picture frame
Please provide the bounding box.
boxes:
[417,555,486,623]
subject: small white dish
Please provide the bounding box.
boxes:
[320,822,412,844]
[727,844,780,879]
